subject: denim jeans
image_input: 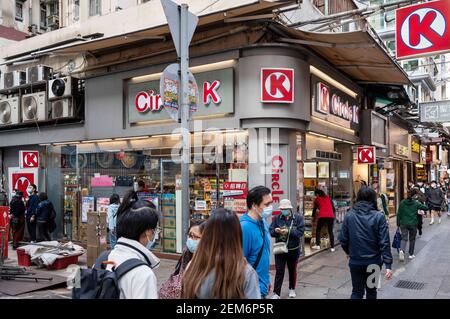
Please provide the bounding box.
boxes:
[349,264,379,299]
[109,232,117,249]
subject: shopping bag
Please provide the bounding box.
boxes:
[392,228,402,252]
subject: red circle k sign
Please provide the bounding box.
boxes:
[396,1,450,59]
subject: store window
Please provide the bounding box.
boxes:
[73,0,80,21]
[48,131,248,254]
[89,0,101,16]
[40,5,47,29]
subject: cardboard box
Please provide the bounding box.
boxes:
[87,211,107,248]
[162,216,176,228]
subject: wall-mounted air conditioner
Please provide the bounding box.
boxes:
[51,98,74,119]
[21,92,48,122]
[0,97,20,126]
[307,149,342,161]
[2,71,26,89]
[26,65,53,83]
[48,76,79,100]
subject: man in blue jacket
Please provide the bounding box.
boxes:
[339,186,393,299]
[240,186,273,299]
[25,184,39,243]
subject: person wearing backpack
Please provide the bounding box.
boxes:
[104,206,160,299]
[107,194,120,249]
[34,192,56,242]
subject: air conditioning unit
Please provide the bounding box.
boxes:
[2,71,26,89]
[26,65,52,83]
[0,97,20,126]
[307,149,342,161]
[21,92,48,122]
[51,98,74,119]
[48,76,79,100]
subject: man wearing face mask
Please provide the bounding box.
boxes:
[105,207,160,299]
[240,186,273,299]
[25,184,39,243]
[269,199,304,299]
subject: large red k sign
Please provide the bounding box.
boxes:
[261,68,294,103]
[357,147,376,165]
[20,151,39,169]
[396,0,450,59]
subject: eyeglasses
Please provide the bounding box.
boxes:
[155,226,162,236]
[188,232,201,240]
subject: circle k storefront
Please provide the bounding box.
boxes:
[1,45,363,258]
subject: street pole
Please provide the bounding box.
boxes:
[179,4,190,248]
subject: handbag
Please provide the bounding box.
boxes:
[392,227,402,253]
[273,219,294,255]
[10,217,20,230]
[159,266,184,299]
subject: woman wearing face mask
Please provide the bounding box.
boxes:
[312,189,336,251]
[159,220,205,299]
[269,199,304,299]
[426,181,445,225]
[105,206,160,299]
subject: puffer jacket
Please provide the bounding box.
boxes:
[397,199,429,226]
[339,201,393,269]
[427,187,445,209]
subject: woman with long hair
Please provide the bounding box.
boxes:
[312,189,336,251]
[182,208,260,299]
[116,190,139,220]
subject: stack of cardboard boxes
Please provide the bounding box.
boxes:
[87,211,108,267]
[161,194,176,252]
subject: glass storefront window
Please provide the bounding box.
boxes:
[47,131,248,253]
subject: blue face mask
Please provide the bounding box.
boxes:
[186,238,199,253]
[262,205,273,219]
[281,209,290,216]
[146,232,158,250]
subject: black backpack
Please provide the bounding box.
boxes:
[72,243,152,299]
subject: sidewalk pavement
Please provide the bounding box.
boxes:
[2,214,450,299]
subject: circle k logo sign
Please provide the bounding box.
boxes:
[396,1,450,59]
[261,68,294,103]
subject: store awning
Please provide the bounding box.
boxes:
[273,24,410,85]
[1,0,292,63]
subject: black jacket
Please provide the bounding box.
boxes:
[270,212,305,250]
[26,194,40,217]
[339,201,393,269]
[426,187,445,209]
[10,197,26,218]
[36,200,56,222]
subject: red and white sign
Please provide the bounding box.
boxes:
[8,167,38,200]
[203,80,221,105]
[0,206,9,259]
[20,151,39,169]
[135,90,163,113]
[396,1,450,60]
[357,147,376,165]
[317,82,330,114]
[261,68,294,103]
[223,182,248,213]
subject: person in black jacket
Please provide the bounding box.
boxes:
[9,190,26,250]
[339,187,393,299]
[25,184,39,242]
[269,199,305,299]
[34,192,56,242]
[426,181,445,225]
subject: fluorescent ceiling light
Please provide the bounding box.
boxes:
[310,66,358,98]
[81,139,114,143]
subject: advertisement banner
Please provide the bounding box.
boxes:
[82,197,95,223]
[8,167,38,201]
[0,206,9,259]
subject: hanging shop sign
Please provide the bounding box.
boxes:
[396,1,450,60]
[127,67,234,123]
[411,141,420,154]
[357,146,376,165]
[260,68,294,103]
[311,76,360,131]
[394,144,409,157]
[0,206,9,259]
[420,100,450,123]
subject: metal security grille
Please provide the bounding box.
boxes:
[394,280,426,290]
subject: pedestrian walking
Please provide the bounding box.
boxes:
[25,184,39,243]
[9,191,26,250]
[311,189,335,251]
[105,206,160,299]
[107,194,120,249]
[374,186,389,221]
[339,186,393,299]
[397,189,429,261]
[159,219,205,299]
[240,186,272,298]
[116,190,139,219]
[269,199,304,299]
[412,185,427,236]
[182,208,261,299]
[34,192,56,242]
[426,181,445,225]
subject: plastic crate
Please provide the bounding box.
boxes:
[16,249,32,267]
[47,254,81,270]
